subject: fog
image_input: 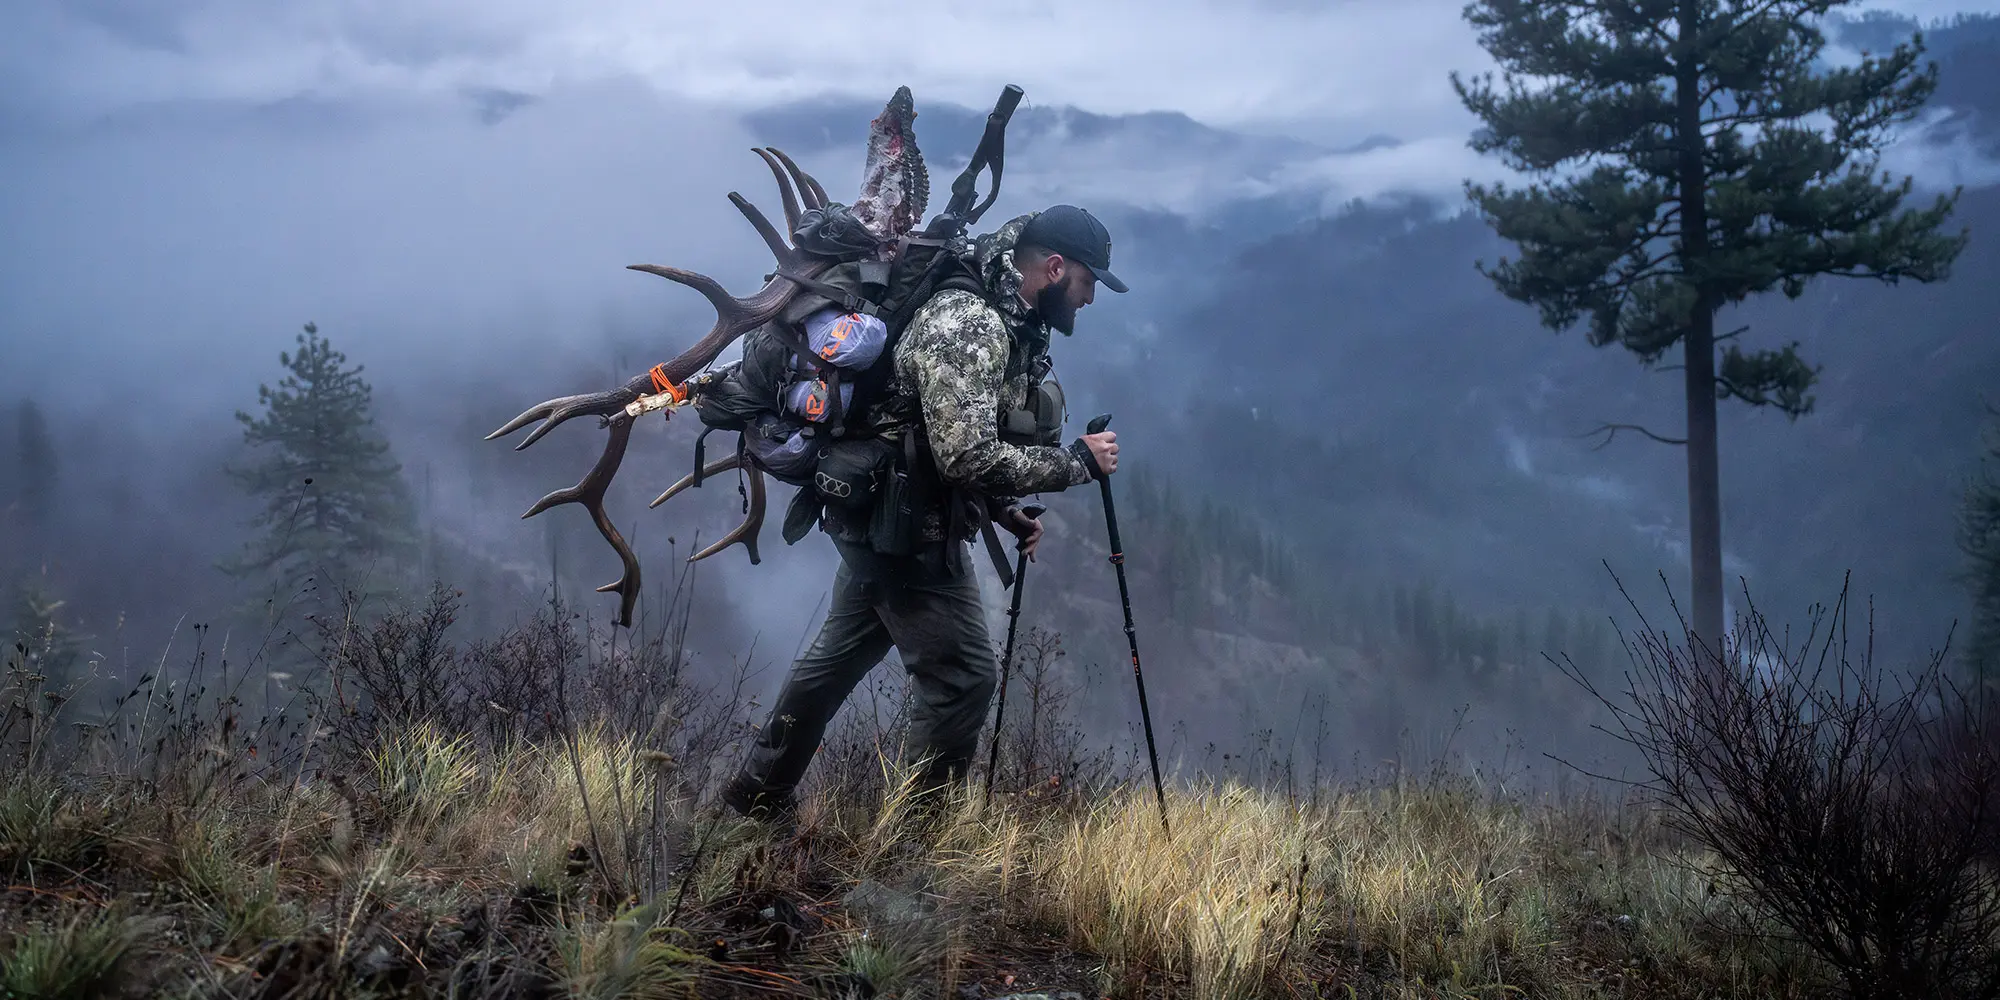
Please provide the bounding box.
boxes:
[5,3,1998,791]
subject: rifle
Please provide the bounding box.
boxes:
[922,85,1026,241]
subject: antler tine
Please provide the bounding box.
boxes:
[688,463,765,564]
[519,416,643,627]
[487,386,639,451]
[727,191,803,266]
[649,453,743,508]
[625,258,831,387]
[766,148,828,210]
[753,148,803,235]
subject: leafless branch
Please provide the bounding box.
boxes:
[1579,422,1689,449]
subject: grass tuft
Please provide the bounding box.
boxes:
[552,900,706,1000]
[0,907,153,1000]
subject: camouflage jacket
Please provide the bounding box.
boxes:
[888,213,1093,542]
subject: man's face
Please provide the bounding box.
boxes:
[1034,258,1097,335]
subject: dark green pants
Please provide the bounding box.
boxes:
[729,552,996,802]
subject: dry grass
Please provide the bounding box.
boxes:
[0,905,159,999]
[923,775,1810,1000]
[0,724,1828,999]
[0,592,1856,998]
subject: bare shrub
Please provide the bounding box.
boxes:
[316,583,468,743]
[1567,574,2000,999]
[989,626,1100,805]
[312,577,709,758]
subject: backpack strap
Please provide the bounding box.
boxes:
[886,250,982,338]
[779,272,885,317]
[692,425,718,486]
[980,517,1015,589]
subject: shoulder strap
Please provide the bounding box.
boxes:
[779,272,884,317]
[886,250,983,337]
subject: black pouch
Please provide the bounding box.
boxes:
[691,365,760,432]
[868,435,920,556]
[782,488,821,545]
[814,437,897,510]
[999,377,1065,446]
[792,203,881,261]
[742,413,820,487]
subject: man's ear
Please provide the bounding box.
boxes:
[1043,252,1067,285]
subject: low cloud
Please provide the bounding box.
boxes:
[2,0,1491,143]
[1880,107,2000,192]
[1273,135,1508,212]
[0,79,766,409]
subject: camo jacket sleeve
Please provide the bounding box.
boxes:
[897,289,1093,498]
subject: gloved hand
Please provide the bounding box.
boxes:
[1068,428,1118,480]
[1005,502,1046,560]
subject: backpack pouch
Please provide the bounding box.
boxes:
[803,307,889,369]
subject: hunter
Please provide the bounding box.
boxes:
[722,205,1127,821]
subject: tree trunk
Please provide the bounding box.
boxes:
[1676,0,1726,659]
[1684,310,1726,658]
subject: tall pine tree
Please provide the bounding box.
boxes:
[1960,407,2000,688]
[222,322,416,605]
[1453,0,1967,654]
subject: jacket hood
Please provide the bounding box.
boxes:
[971,211,1039,330]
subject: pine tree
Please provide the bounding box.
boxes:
[222,322,417,604]
[15,399,56,528]
[1960,408,2000,687]
[1454,0,1967,654]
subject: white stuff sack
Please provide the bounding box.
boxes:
[803,307,888,369]
[783,378,856,423]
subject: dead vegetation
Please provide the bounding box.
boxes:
[0,572,1992,999]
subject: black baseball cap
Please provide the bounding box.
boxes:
[1019,205,1128,293]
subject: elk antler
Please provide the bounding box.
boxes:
[751,148,803,234]
[766,147,829,212]
[647,446,767,565]
[690,461,765,564]
[649,452,742,508]
[485,147,835,626]
[648,447,766,565]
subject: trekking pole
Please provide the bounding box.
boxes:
[983,501,1047,807]
[1085,414,1170,836]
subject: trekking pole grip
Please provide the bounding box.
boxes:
[1015,501,1047,551]
[1086,413,1122,556]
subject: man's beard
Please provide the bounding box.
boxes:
[1036,279,1078,335]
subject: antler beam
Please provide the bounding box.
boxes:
[485,146,832,626]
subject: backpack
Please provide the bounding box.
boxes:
[681,206,993,548]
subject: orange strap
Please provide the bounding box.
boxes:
[649,365,689,402]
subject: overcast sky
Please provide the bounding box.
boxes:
[1,0,1991,408]
[6,0,1992,138]
[0,0,1989,703]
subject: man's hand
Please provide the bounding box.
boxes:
[1007,505,1045,561]
[1083,430,1118,477]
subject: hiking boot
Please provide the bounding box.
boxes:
[721,775,797,828]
